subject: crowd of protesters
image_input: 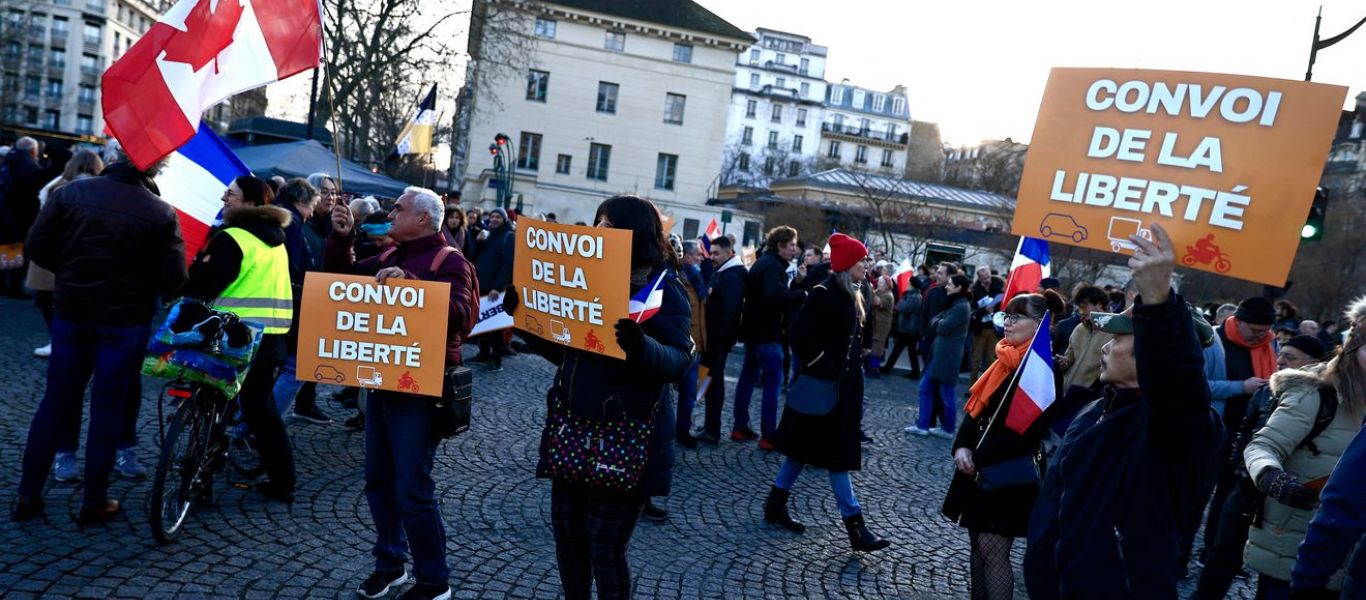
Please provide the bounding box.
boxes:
[2,136,1364,600]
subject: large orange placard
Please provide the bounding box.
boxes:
[1012,68,1346,285]
[512,218,632,360]
[296,273,450,397]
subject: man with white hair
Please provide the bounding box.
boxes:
[326,186,478,600]
[2,137,47,296]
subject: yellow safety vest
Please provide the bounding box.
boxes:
[210,227,294,334]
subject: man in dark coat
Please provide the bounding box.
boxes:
[1,137,48,296]
[1025,224,1222,599]
[696,236,746,445]
[13,145,188,525]
[471,207,515,370]
[734,226,806,446]
[967,266,1005,380]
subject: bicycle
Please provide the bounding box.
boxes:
[147,309,264,545]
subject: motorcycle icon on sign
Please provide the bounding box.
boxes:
[1182,233,1233,273]
[1038,213,1089,243]
[1107,217,1152,254]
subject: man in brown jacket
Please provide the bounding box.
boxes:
[676,240,708,449]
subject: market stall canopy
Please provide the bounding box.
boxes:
[234,140,408,198]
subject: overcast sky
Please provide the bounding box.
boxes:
[697,0,1366,145]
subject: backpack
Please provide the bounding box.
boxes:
[1230,382,1339,524]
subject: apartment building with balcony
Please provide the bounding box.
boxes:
[819,80,911,174]
[721,28,828,186]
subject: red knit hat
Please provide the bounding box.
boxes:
[828,233,867,272]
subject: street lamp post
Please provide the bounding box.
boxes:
[1306,6,1366,81]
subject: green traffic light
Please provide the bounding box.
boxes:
[1301,224,1319,239]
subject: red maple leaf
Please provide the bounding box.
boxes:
[161,0,244,71]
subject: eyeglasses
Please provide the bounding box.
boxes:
[1002,313,1037,326]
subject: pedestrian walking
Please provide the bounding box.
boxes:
[907,273,971,438]
[471,208,514,371]
[328,186,479,600]
[761,233,890,553]
[734,226,806,448]
[696,235,745,446]
[881,278,925,378]
[943,291,1064,600]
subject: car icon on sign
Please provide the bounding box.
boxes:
[1039,213,1088,243]
[314,365,345,383]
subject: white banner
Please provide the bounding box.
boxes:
[470,292,514,337]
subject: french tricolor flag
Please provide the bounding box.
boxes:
[1002,237,1050,305]
[1004,312,1056,435]
[154,123,250,264]
[628,272,667,323]
[893,258,914,295]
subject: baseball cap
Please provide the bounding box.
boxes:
[1092,304,1216,348]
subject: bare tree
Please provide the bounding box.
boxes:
[718,141,822,189]
[449,0,538,188]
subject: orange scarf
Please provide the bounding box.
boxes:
[965,338,1031,419]
[1223,316,1277,379]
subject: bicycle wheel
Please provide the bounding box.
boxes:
[226,397,265,479]
[149,395,210,544]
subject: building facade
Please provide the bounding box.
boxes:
[451,0,764,235]
[1322,91,1366,201]
[720,28,827,187]
[943,137,1029,196]
[819,80,910,175]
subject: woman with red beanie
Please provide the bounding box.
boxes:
[761,233,891,552]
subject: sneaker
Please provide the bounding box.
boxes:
[290,404,332,425]
[757,438,777,451]
[928,427,954,440]
[52,452,80,482]
[397,582,450,600]
[344,413,366,431]
[904,425,930,436]
[484,361,504,373]
[33,343,51,358]
[693,430,720,446]
[642,501,669,522]
[730,427,759,442]
[860,430,874,444]
[357,569,409,598]
[114,449,147,479]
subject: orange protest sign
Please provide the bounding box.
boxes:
[1012,68,1346,285]
[513,218,632,359]
[295,273,450,398]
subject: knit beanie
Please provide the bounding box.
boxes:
[1235,296,1276,325]
[1283,335,1328,361]
[828,234,867,272]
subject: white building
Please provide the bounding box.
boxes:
[721,28,827,186]
[820,80,911,175]
[1,0,167,143]
[452,0,765,240]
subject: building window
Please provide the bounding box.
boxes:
[663,93,685,125]
[770,104,782,123]
[517,132,541,171]
[799,57,809,74]
[796,108,807,126]
[24,75,39,94]
[767,131,778,150]
[604,31,625,51]
[45,79,61,98]
[787,160,800,177]
[749,73,759,88]
[855,145,868,164]
[52,16,68,36]
[775,52,785,64]
[852,89,866,108]
[44,109,59,130]
[749,49,759,64]
[596,81,618,114]
[525,69,549,101]
[672,42,692,63]
[831,85,844,104]
[654,153,677,190]
[892,96,905,115]
[792,135,803,152]
[50,49,65,68]
[881,148,894,167]
[534,17,556,38]
[587,143,611,181]
[741,126,753,145]
[799,82,809,98]
[738,152,750,171]
[873,94,885,112]
[763,156,775,175]
[78,83,94,102]
[832,113,844,128]
[683,218,699,240]
[76,114,92,134]
[23,106,38,125]
[555,154,571,175]
[82,23,100,46]
[827,140,841,159]
[4,41,20,60]
[745,99,757,118]
[859,118,871,133]
[776,77,785,89]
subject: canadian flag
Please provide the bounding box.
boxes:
[102,0,323,169]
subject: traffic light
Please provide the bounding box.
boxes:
[1301,187,1328,241]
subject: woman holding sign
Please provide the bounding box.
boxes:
[761,233,892,553]
[508,195,692,600]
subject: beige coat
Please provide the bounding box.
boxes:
[1061,319,1112,390]
[1243,363,1360,585]
[871,276,895,353]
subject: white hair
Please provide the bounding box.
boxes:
[15,137,38,154]
[403,186,443,232]
[98,138,168,176]
[306,172,334,190]
[349,196,382,222]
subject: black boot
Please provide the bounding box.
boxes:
[843,513,890,552]
[763,486,805,533]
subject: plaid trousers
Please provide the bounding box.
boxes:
[550,482,647,600]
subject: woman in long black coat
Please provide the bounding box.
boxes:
[761,233,890,552]
[942,291,1065,600]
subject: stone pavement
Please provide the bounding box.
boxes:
[0,297,1251,598]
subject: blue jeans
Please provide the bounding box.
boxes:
[272,352,304,416]
[19,316,149,507]
[732,342,783,437]
[917,376,957,432]
[365,390,449,584]
[676,356,700,437]
[773,458,861,518]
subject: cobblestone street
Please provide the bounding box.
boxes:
[0,298,1251,598]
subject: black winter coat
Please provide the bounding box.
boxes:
[739,250,804,344]
[704,260,746,354]
[533,267,693,497]
[774,277,864,472]
[26,162,187,326]
[473,222,514,293]
[1024,293,1222,599]
[1,149,45,243]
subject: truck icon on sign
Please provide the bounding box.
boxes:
[1107,217,1152,254]
[356,366,383,388]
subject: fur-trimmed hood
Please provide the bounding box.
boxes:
[1347,294,1366,327]
[1269,361,1327,397]
[221,205,290,247]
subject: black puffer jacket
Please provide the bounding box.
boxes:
[739,249,805,344]
[473,222,514,293]
[26,162,187,326]
[1,148,45,243]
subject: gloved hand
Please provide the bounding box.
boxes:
[1256,468,1319,510]
[614,318,646,358]
[502,286,519,316]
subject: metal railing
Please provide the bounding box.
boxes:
[820,122,908,144]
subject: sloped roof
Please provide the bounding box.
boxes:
[546,0,753,42]
[774,169,1016,213]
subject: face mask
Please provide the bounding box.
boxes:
[360,222,392,236]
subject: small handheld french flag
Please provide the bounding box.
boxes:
[628,272,667,323]
[1004,312,1057,434]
